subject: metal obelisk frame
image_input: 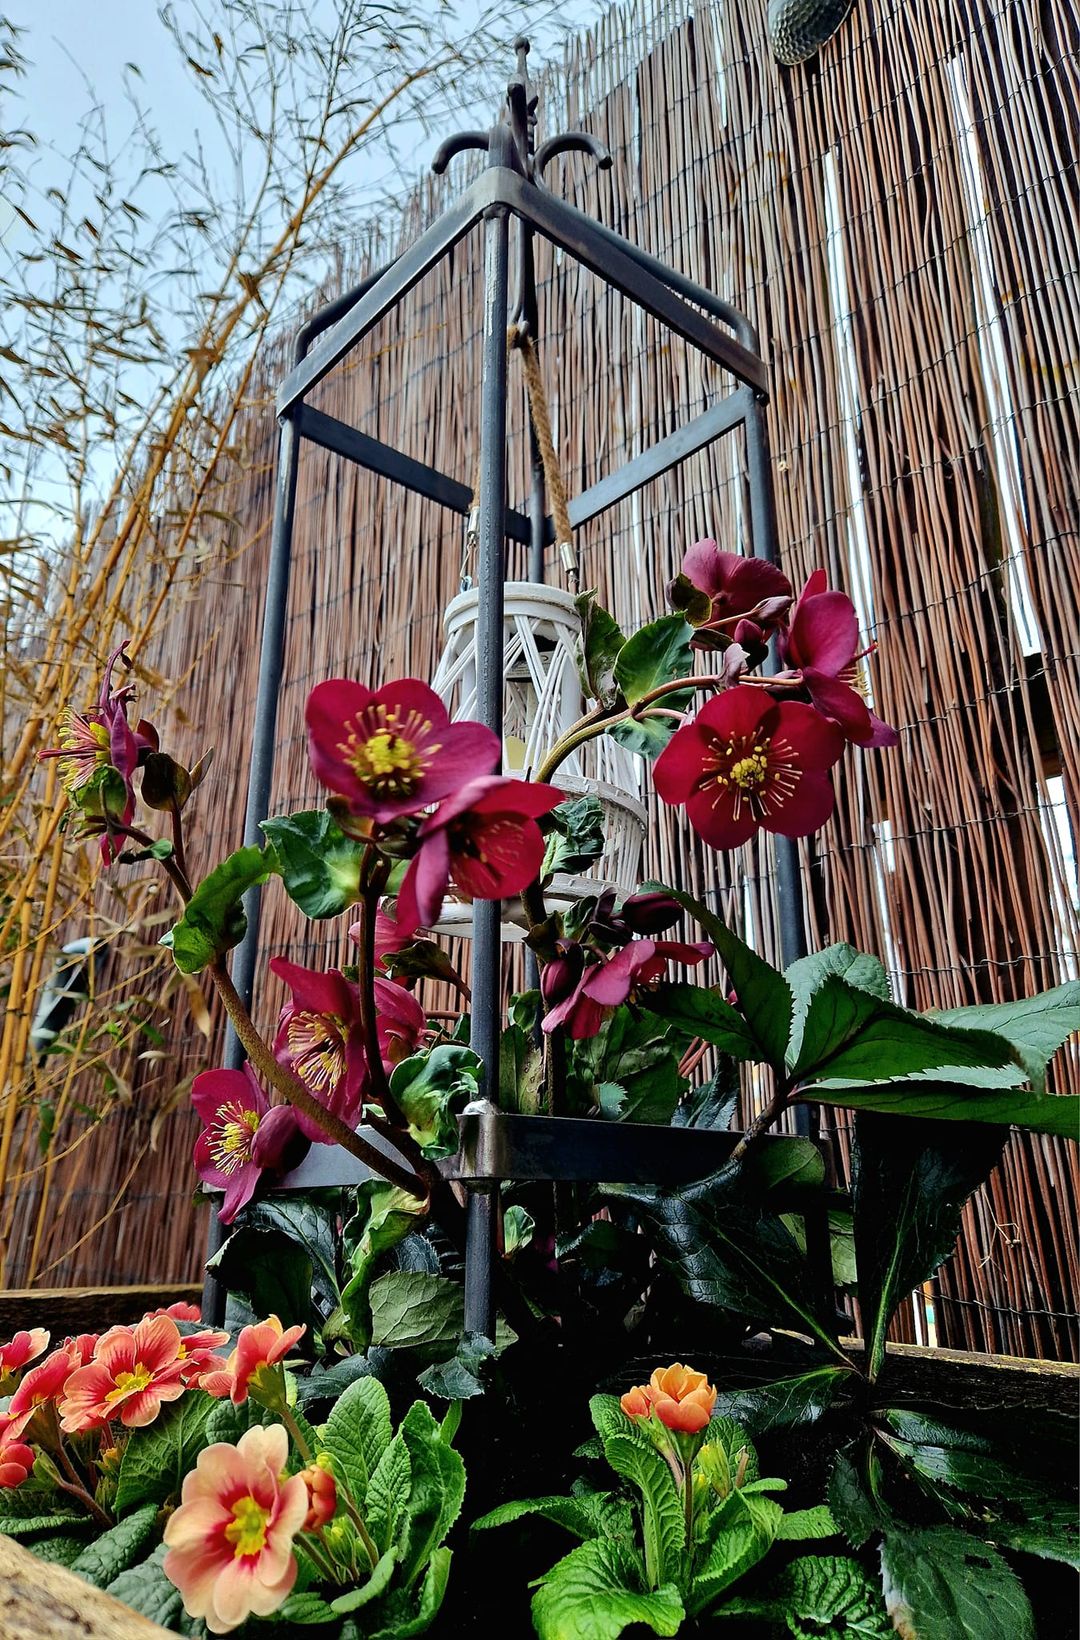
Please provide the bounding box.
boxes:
[203,41,820,1333]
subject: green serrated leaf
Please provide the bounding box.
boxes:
[164,844,277,973]
[473,1491,631,1542]
[105,1544,188,1631]
[613,615,694,705]
[660,886,792,1069]
[260,808,365,918]
[367,1544,453,1639]
[776,1505,841,1541]
[418,1335,494,1400]
[531,1538,684,1640]
[366,1432,412,1554]
[931,982,1080,1093]
[23,1534,89,1566]
[714,1367,852,1436]
[722,1552,891,1637]
[542,794,607,878]
[389,1044,481,1158]
[880,1526,1035,1639]
[398,1399,466,1587]
[369,1270,463,1353]
[576,590,627,707]
[321,1374,393,1508]
[115,1390,215,1512]
[643,983,761,1059]
[602,1432,684,1589]
[0,1512,88,1537]
[70,1504,159,1588]
[784,944,891,1066]
[330,1547,397,1613]
[687,1491,782,1616]
[807,1076,1079,1136]
[341,1181,424,1350]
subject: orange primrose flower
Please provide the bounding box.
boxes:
[0,1412,34,1489]
[0,1329,50,1381]
[621,1362,718,1435]
[58,1315,187,1433]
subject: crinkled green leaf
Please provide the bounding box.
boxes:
[115,1390,215,1512]
[277,1588,340,1624]
[69,1504,158,1588]
[389,1043,481,1158]
[23,1534,89,1566]
[105,1544,191,1631]
[260,808,365,918]
[531,1538,684,1639]
[341,1181,424,1350]
[687,1491,782,1615]
[330,1547,397,1613]
[576,589,627,707]
[365,1432,411,1554]
[776,1505,841,1541]
[163,843,277,973]
[369,1270,463,1353]
[721,1552,891,1636]
[321,1374,393,1508]
[368,1544,452,1639]
[601,1432,684,1589]
[473,1490,631,1542]
[880,1526,1035,1639]
[542,794,606,878]
[398,1400,466,1587]
[0,1512,87,1537]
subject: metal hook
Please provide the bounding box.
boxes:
[431,131,491,176]
[535,132,613,180]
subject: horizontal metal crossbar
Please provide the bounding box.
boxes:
[296,405,534,544]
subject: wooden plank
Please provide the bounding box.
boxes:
[0,1533,173,1639]
[0,1284,202,1335]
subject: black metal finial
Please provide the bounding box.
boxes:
[431,36,611,184]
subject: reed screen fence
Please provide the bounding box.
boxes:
[6,0,1077,1361]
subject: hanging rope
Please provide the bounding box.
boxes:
[462,325,578,592]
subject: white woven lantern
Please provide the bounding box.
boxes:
[429,581,647,940]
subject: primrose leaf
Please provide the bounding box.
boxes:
[69,1504,159,1588]
[260,809,365,918]
[105,1544,188,1631]
[531,1538,684,1640]
[601,1432,684,1589]
[321,1375,393,1508]
[115,1391,215,1512]
[472,1491,631,1542]
[721,1552,890,1636]
[164,844,277,974]
[397,1400,466,1587]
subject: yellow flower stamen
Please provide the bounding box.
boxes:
[224,1494,270,1559]
[105,1363,153,1403]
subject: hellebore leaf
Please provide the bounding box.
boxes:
[542,794,606,878]
[784,943,891,1067]
[368,1271,464,1353]
[613,615,694,706]
[659,887,793,1069]
[163,844,278,974]
[929,981,1080,1093]
[644,983,761,1061]
[713,1367,853,1436]
[389,1044,481,1158]
[804,1077,1079,1136]
[576,590,627,707]
[341,1181,425,1350]
[417,1335,495,1400]
[880,1526,1034,1640]
[790,976,1025,1086]
[531,1538,684,1640]
[852,1114,1006,1380]
[260,808,365,918]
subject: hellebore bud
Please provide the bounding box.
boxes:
[540,945,584,1006]
[619,892,683,936]
[250,1105,308,1176]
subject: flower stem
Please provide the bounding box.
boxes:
[727,1079,792,1164]
[54,1441,112,1528]
[353,885,408,1129]
[208,957,427,1201]
[278,1400,313,1465]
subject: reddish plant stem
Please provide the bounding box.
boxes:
[353,885,408,1130]
[208,958,427,1202]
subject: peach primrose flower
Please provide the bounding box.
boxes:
[163,1423,308,1634]
[58,1315,187,1433]
[145,1302,203,1323]
[178,1329,232,1385]
[8,1346,79,1418]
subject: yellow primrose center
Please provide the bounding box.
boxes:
[224,1494,270,1559]
[105,1362,153,1403]
[209,1107,260,1175]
